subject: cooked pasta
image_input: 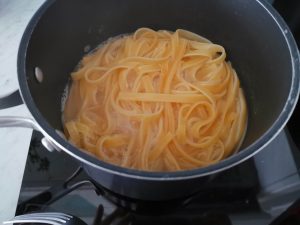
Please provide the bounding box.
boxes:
[63,28,247,171]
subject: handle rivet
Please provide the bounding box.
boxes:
[41,137,56,152]
[34,67,43,83]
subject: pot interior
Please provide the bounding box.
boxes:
[23,0,293,163]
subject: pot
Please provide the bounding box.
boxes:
[0,0,299,201]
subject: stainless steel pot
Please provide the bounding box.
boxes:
[0,0,299,201]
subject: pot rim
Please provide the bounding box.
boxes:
[17,0,300,181]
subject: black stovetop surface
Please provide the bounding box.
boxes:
[17,131,263,225]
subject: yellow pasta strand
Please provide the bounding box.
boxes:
[63,28,247,171]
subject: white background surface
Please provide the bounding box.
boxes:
[0,0,45,222]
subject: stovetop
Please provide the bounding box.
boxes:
[17,129,300,225]
[16,1,300,224]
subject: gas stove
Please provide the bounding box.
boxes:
[16,127,300,225]
[16,0,300,224]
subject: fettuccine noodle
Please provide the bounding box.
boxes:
[63,28,247,171]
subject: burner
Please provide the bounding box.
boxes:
[18,130,264,224]
[87,158,259,214]
[17,159,260,225]
[18,129,264,224]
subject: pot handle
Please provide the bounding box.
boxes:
[0,90,39,130]
[0,90,62,152]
